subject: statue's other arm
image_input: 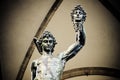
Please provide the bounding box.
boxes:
[31,62,37,80]
[62,26,86,61]
[33,37,42,55]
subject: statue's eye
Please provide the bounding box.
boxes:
[43,40,48,43]
[49,40,53,43]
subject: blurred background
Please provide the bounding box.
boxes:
[0,0,120,80]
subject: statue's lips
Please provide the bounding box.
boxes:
[75,19,81,22]
[45,46,52,49]
[46,47,51,48]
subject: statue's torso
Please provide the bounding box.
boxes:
[34,55,65,80]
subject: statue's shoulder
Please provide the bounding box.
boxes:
[31,58,41,67]
[57,51,66,60]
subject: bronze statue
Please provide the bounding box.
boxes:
[31,5,86,80]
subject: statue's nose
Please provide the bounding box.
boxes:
[47,42,50,45]
[77,14,79,17]
[47,42,51,46]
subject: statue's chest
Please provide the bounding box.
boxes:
[36,57,65,77]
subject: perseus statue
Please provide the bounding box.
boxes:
[31,5,86,80]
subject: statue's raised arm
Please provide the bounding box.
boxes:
[61,5,86,61]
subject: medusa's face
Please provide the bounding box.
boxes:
[41,37,54,53]
[72,9,84,24]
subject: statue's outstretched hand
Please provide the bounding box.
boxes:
[73,23,83,32]
[33,37,38,43]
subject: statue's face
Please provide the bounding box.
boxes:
[41,37,54,53]
[72,9,84,24]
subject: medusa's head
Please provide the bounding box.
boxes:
[71,5,86,25]
[39,31,57,54]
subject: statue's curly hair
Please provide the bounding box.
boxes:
[38,31,57,53]
[71,5,86,22]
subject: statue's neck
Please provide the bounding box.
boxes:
[74,22,83,27]
[42,50,52,56]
